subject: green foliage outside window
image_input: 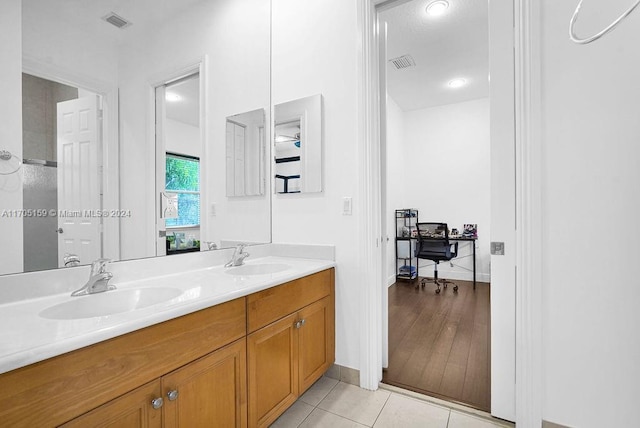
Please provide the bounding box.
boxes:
[165,154,200,228]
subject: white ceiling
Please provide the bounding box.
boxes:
[23,0,202,128]
[166,75,200,128]
[380,0,489,112]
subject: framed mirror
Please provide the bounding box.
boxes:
[274,94,323,194]
[0,0,271,276]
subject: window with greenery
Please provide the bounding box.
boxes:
[165,153,200,228]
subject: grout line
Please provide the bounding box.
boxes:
[446,409,452,428]
[370,389,392,427]
[379,383,513,427]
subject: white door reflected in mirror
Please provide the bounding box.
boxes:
[274,94,323,194]
[225,109,266,197]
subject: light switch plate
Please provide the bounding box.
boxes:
[342,197,352,215]
[491,241,505,255]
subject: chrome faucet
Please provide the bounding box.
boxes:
[203,241,218,251]
[224,244,250,267]
[63,253,81,267]
[71,258,115,296]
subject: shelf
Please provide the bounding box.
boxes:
[395,209,419,281]
[275,156,301,164]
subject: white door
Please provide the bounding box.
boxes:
[489,0,516,421]
[56,96,102,267]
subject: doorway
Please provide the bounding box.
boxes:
[375,0,515,419]
[21,73,103,271]
[155,72,202,257]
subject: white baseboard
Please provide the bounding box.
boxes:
[387,274,396,287]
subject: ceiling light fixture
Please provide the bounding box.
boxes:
[426,0,449,17]
[165,92,181,102]
[447,78,467,88]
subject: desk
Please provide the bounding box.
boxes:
[450,236,477,290]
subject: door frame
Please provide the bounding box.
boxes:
[356,0,543,426]
[22,57,120,262]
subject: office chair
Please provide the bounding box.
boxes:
[416,222,458,294]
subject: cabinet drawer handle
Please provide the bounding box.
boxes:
[167,389,179,401]
[151,397,164,409]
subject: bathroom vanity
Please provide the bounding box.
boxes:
[0,256,335,428]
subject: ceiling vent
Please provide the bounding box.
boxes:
[389,55,416,70]
[102,12,132,29]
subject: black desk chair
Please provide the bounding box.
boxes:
[416,222,459,294]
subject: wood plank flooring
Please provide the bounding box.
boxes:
[382,278,491,412]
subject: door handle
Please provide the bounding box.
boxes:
[55,228,64,234]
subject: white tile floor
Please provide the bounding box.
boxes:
[270,377,513,428]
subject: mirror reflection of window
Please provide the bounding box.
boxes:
[165,154,200,228]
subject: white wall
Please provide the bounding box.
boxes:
[539,1,640,427]
[165,119,200,158]
[386,97,491,284]
[272,0,361,370]
[117,0,271,259]
[0,0,23,275]
[21,1,119,88]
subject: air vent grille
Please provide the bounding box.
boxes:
[102,12,132,29]
[389,55,416,70]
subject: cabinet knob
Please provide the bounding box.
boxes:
[151,397,164,409]
[294,321,301,329]
[300,318,306,327]
[167,389,179,401]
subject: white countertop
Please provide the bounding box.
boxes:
[0,256,335,375]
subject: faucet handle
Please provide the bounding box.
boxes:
[91,258,112,274]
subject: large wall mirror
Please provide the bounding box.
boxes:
[0,0,271,275]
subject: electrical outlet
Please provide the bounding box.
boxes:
[161,192,178,219]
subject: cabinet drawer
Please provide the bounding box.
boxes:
[0,297,246,428]
[247,269,333,333]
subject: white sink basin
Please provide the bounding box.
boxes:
[225,263,291,276]
[39,287,184,320]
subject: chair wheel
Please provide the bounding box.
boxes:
[453,286,459,292]
[436,288,441,294]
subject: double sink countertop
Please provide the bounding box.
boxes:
[0,255,335,375]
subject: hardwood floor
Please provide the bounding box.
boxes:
[382,278,491,412]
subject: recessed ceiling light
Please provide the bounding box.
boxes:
[426,0,449,17]
[448,78,467,88]
[165,92,181,102]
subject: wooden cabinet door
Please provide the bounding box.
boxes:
[247,313,299,428]
[298,296,335,393]
[59,381,162,428]
[163,338,247,428]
